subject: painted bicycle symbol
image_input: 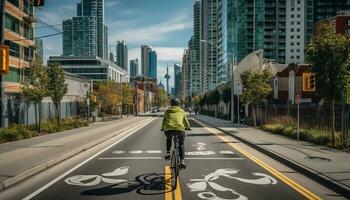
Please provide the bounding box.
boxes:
[187,168,278,200]
[65,166,171,196]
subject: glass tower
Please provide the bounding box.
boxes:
[149,51,157,80]
[116,41,128,70]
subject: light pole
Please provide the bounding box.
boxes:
[200,40,236,123]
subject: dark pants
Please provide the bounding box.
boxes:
[164,131,185,160]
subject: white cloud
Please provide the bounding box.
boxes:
[108,15,192,44]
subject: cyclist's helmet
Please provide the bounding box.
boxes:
[170,98,180,106]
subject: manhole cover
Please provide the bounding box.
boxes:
[305,156,331,162]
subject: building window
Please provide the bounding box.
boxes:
[5,13,19,34]
[291,35,294,39]
[7,0,19,7]
[291,14,294,18]
[297,35,300,39]
[346,29,350,36]
[24,47,34,61]
[23,0,34,16]
[291,28,294,32]
[297,56,300,59]
[4,67,20,83]
[291,56,294,59]
[291,42,294,46]
[24,23,33,39]
[4,40,20,58]
[297,49,300,52]
[291,49,294,53]
[348,20,350,26]
[297,21,300,25]
[297,7,301,11]
[291,21,294,25]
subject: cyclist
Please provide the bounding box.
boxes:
[161,98,191,168]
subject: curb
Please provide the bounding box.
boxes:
[194,116,350,198]
[0,117,150,192]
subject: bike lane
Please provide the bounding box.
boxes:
[178,119,321,200]
[23,117,171,200]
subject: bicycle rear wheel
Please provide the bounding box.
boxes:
[170,151,178,188]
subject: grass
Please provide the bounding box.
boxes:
[0,118,88,144]
[260,123,350,148]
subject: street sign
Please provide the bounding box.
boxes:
[234,83,242,95]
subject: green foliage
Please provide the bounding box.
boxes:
[207,89,221,105]
[222,86,231,104]
[240,69,273,105]
[305,23,350,103]
[47,63,68,123]
[95,81,120,114]
[0,124,36,143]
[22,60,49,132]
[156,87,168,107]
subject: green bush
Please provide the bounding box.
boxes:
[0,124,36,143]
[261,123,330,146]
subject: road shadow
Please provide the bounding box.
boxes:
[81,173,173,196]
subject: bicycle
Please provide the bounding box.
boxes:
[169,131,182,189]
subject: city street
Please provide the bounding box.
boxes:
[0,117,344,200]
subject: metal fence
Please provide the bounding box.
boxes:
[253,103,348,133]
[5,100,83,126]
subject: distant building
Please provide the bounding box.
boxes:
[314,10,350,36]
[130,59,139,78]
[48,56,129,83]
[116,41,128,71]
[171,87,175,96]
[174,64,181,97]
[141,45,152,77]
[149,50,157,80]
[35,38,43,61]
[158,81,165,89]
[313,0,350,23]
[63,0,107,59]
[109,52,114,62]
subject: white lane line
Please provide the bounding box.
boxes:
[145,150,162,154]
[185,157,244,160]
[99,157,162,160]
[220,150,235,154]
[112,150,126,154]
[129,150,143,154]
[23,117,157,200]
[185,151,216,156]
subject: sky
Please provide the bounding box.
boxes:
[36,0,195,88]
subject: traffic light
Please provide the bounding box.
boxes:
[0,45,9,75]
[302,73,316,92]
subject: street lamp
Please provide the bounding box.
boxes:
[200,39,236,123]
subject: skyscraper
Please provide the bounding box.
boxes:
[174,64,181,97]
[116,41,128,70]
[200,0,218,91]
[191,1,201,94]
[63,0,107,59]
[109,52,114,62]
[141,45,152,77]
[149,50,157,80]
[130,59,139,78]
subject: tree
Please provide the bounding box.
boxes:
[96,81,120,115]
[22,60,49,133]
[222,85,231,119]
[156,88,168,108]
[207,89,221,117]
[122,83,133,114]
[240,69,273,127]
[47,63,68,124]
[305,24,350,146]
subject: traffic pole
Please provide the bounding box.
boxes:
[0,0,5,128]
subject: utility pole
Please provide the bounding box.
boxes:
[0,0,6,128]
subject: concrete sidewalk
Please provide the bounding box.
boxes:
[194,114,350,197]
[0,116,151,191]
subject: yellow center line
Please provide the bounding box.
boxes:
[194,119,322,200]
[165,165,173,200]
[174,176,183,200]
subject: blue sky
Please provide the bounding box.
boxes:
[36,0,195,88]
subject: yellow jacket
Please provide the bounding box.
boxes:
[161,106,190,132]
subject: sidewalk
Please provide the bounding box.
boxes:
[0,116,150,191]
[194,114,350,197]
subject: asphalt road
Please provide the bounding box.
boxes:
[1,117,339,200]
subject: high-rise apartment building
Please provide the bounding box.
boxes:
[109,52,114,62]
[130,59,139,78]
[116,41,128,70]
[200,0,218,92]
[191,1,201,94]
[174,64,181,97]
[3,0,36,97]
[149,50,157,80]
[63,0,107,59]
[141,45,152,77]
[313,0,350,22]
[35,38,43,61]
